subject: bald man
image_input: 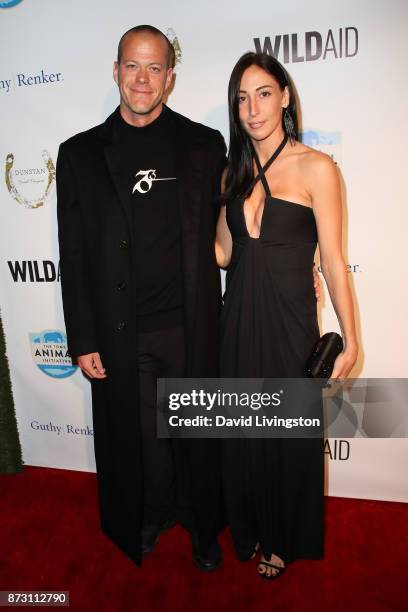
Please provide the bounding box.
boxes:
[57,25,226,570]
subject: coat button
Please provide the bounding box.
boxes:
[117,282,126,291]
[117,321,125,331]
[119,240,128,249]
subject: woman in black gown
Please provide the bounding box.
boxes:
[215,53,358,579]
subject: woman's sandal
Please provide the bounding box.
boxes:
[257,558,286,580]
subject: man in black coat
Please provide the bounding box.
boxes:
[56,25,226,568]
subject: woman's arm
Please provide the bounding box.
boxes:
[310,154,358,378]
[215,205,232,268]
[215,169,233,268]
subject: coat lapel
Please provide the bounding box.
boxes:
[99,107,206,359]
[99,109,133,231]
[173,116,205,357]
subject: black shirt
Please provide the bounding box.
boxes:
[116,106,183,331]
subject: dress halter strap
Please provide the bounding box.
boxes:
[244,135,288,198]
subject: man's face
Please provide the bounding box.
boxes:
[113,33,173,125]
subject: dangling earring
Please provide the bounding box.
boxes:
[283,108,296,145]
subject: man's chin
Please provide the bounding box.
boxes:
[119,99,164,125]
[127,101,161,117]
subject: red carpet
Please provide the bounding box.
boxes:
[0,466,406,611]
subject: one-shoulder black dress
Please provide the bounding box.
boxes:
[220,137,324,563]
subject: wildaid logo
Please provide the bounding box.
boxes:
[30,330,77,379]
[301,129,342,165]
[5,150,55,209]
[8,260,60,283]
[254,27,358,64]
[324,439,350,460]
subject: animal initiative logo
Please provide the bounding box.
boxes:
[30,330,77,379]
[0,1,24,8]
[5,150,55,209]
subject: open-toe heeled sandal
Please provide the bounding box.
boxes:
[257,559,286,580]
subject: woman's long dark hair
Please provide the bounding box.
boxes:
[222,52,298,205]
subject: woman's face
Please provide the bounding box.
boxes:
[238,64,289,142]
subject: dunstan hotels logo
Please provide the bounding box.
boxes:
[5,150,55,209]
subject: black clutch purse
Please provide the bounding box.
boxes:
[305,332,343,379]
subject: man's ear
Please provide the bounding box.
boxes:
[165,67,173,91]
[113,61,119,85]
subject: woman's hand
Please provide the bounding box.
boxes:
[331,345,358,380]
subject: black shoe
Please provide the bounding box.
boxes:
[141,518,177,555]
[191,533,222,571]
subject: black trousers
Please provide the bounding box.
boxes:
[137,325,194,529]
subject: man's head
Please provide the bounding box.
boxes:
[114,26,175,126]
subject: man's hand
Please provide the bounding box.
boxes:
[77,352,107,379]
[313,264,321,301]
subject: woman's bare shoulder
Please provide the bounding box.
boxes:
[292,142,336,174]
[285,143,337,189]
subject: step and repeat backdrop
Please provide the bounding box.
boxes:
[1,0,407,501]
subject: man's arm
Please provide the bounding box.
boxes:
[211,130,228,220]
[56,143,105,377]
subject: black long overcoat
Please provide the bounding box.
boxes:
[56,106,227,565]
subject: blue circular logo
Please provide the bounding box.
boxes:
[0,0,23,8]
[30,330,78,379]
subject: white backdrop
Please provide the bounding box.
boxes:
[0,0,407,501]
